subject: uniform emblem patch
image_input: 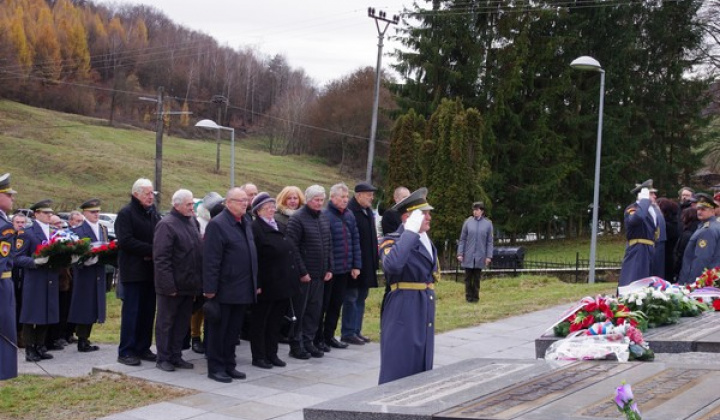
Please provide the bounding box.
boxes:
[15,238,23,250]
[384,247,391,255]
[699,239,707,248]
[0,241,10,257]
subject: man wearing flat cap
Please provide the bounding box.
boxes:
[619,180,657,287]
[378,187,438,384]
[0,173,18,379]
[14,199,61,362]
[457,201,493,303]
[342,182,379,346]
[678,193,720,284]
[68,199,109,353]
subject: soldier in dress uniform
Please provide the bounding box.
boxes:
[618,180,657,287]
[678,193,720,284]
[68,199,108,352]
[14,199,60,362]
[378,187,438,385]
[0,173,18,380]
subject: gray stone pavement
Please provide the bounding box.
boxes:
[17,304,567,420]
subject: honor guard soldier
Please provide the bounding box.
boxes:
[0,174,18,380]
[619,180,657,287]
[69,199,108,352]
[678,193,720,284]
[378,187,438,384]
[14,199,60,362]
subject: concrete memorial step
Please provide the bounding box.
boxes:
[305,357,720,420]
[535,311,720,359]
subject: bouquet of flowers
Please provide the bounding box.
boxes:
[689,287,720,311]
[620,286,706,328]
[85,240,119,267]
[689,267,720,290]
[615,382,642,420]
[583,321,654,361]
[34,231,91,270]
[553,295,645,337]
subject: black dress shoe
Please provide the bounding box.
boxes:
[341,335,365,345]
[45,342,64,351]
[25,347,41,362]
[78,339,99,352]
[357,334,371,343]
[226,368,246,379]
[289,348,311,360]
[36,346,54,359]
[315,341,331,353]
[191,338,205,354]
[139,350,157,362]
[117,355,141,366]
[171,359,194,369]
[156,360,175,372]
[208,371,232,383]
[267,355,286,367]
[305,343,324,358]
[252,359,273,369]
[327,338,349,349]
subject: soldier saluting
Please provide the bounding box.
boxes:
[619,180,657,287]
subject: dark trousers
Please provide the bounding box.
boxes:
[317,273,348,343]
[22,323,48,347]
[118,281,156,357]
[289,279,324,349]
[464,268,483,302]
[249,299,288,361]
[206,303,246,374]
[75,323,93,339]
[155,295,193,363]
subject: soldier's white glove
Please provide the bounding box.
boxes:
[84,256,99,266]
[71,255,80,264]
[34,256,49,266]
[637,187,650,201]
[404,209,424,233]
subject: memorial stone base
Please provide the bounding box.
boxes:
[535,310,720,359]
[305,357,720,420]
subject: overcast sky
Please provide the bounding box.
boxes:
[94,0,410,86]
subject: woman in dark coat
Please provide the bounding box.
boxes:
[274,186,305,228]
[249,193,301,369]
[656,198,679,282]
[674,206,700,282]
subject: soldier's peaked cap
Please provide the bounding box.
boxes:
[630,179,657,195]
[80,198,102,211]
[391,187,434,214]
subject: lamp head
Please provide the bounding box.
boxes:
[195,119,221,129]
[570,56,603,72]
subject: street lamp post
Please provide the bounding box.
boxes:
[195,119,236,188]
[570,55,605,284]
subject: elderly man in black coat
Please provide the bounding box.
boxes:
[153,189,203,372]
[286,185,333,360]
[203,187,258,383]
[116,178,161,366]
[342,182,379,345]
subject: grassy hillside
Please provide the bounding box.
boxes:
[0,100,355,212]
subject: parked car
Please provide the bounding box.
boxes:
[98,212,117,237]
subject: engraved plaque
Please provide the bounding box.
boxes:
[370,363,534,407]
[436,362,634,419]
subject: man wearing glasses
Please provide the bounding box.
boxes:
[0,173,18,379]
[14,199,60,362]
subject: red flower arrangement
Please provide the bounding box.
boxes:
[689,267,720,290]
[34,235,91,270]
[87,240,119,266]
[553,296,645,337]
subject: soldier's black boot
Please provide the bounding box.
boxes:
[25,346,41,362]
[36,345,54,360]
[78,338,99,352]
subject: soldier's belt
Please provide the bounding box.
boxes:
[628,239,654,246]
[390,282,435,291]
[1,271,10,279]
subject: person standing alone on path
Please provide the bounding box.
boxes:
[457,201,493,303]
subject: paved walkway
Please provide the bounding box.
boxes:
[17,305,565,420]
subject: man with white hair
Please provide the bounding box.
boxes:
[286,185,333,359]
[153,189,203,371]
[116,178,161,366]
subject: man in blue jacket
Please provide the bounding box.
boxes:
[378,188,438,385]
[0,173,18,379]
[678,193,720,284]
[203,187,258,383]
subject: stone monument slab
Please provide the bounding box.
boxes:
[305,358,720,420]
[535,310,720,358]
